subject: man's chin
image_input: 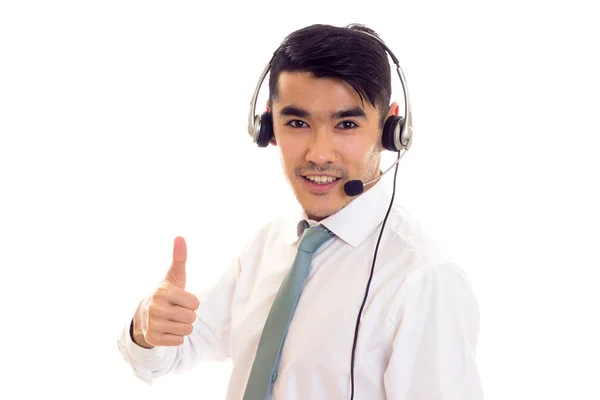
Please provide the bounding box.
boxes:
[290,183,351,220]
[301,201,348,221]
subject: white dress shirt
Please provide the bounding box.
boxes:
[117,175,484,399]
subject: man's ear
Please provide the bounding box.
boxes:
[387,101,400,118]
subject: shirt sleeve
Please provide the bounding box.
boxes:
[383,262,485,399]
[116,255,241,384]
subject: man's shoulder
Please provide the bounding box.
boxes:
[383,203,455,268]
[238,216,294,257]
[382,206,479,318]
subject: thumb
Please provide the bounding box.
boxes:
[165,236,187,288]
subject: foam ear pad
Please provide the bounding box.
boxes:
[382,115,404,152]
[256,111,273,147]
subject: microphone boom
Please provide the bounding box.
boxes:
[343,151,405,196]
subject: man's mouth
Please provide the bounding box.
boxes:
[302,175,340,185]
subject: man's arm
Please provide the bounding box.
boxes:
[384,263,484,399]
[116,252,241,384]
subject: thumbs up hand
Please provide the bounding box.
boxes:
[132,237,200,348]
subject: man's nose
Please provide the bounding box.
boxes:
[305,128,337,165]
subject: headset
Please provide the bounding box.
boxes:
[247,29,413,399]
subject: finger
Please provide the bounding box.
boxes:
[162,304,197,324]
[146,331,185,347]
[165,236,187,289]
[166,286,200,310]
[150,319,194,336]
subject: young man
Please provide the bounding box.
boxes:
[117,23,484,399]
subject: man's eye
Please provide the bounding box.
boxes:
[337,121,358,129]
[287,120,308,128]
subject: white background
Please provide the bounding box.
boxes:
[1,1,599,399]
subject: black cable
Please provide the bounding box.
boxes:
[349,150,401,399]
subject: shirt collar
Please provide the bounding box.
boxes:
[285,172,394,248]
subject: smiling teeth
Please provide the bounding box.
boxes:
[306,175,338,183]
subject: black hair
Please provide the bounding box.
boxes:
[268,23,392,127]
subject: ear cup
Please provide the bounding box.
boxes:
[382,115,404,152]
[256,111,273,147]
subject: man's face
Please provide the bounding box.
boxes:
[270,71,395,221]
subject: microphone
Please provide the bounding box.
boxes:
[343,153,405,196]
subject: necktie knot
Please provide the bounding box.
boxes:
[298,225,334,253]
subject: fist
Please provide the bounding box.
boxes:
[133,236,200,348]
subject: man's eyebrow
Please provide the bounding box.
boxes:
[278,105,367,120]
[330,107,367,120]
[279,105,310,119]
